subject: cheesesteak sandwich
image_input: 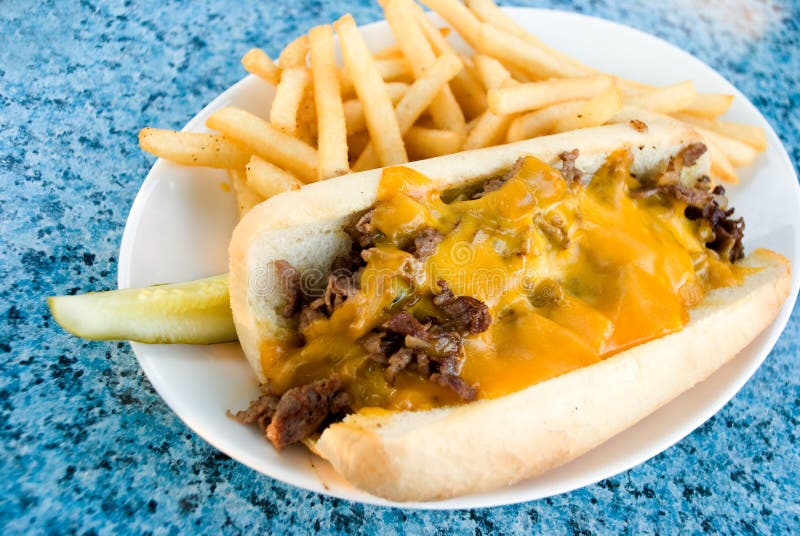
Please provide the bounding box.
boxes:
[227,119,790,501]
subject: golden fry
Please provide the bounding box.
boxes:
[335,14,408,167]
[270,66,310,136]
[278,35,309,68]
[386,0,466,136]
[488,75,614,115]
[354,53,463,171]
[552,86,623,133]
[339,58,414,97]
[404,127,463,159]
[138,128,250,168]
[309,24,350,180]
[344,82,408,135]
[477,22,587,80]
[207,107,318,182]
[418,0,482,49]
[673,112,767,151]
[228,167,263,218]
[679,93,734,117]
[241,48,280,85]
[245,155,303,199]
[625,81,697,114]
[507,100,585,142]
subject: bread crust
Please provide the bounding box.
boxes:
[227,120,791,501]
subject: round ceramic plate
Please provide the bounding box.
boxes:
[118,8,800,509]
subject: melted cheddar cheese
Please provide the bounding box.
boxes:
[261,151,742,411]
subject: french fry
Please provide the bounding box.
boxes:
[373,44,404,59]
[463,56,515,150]
[295,83,317,146]
[344,82,408,135]
[679,93,734,117]
[488,75,614,115]
[450,55,489,119]
[552,86,623,134]
[241,48,280,85]
[404,127,463,159]
[672,112,767,151]
[386,0,466,137]
[138,128,251,168]
[474,55,513,90]
[228,167,263,218]
[463,108,514,150]
[335,14,408,167]
[309,25,350,180]
[354,53,463,171]
[418,0,482,50]
[706,140,739,183]
[339,58,414,97]
[465,0,594,76]
[477,22,587,80]
[507,100,586,142]
[207,107,318,182]
[624,81,697,114]
[278,35,309,68]
[270,66,310,136]
[692,126,758,168]
[347,130,371,162]
[409,3,488,118]
[245,155,303,199]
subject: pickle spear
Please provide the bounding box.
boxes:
[48,273,237,344]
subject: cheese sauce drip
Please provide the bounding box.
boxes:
[262,151,741,411]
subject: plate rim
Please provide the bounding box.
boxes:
[117,6,800,510]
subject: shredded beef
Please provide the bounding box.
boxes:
[385,347,415,384]
[344,209,377,248]
[324,273,357,312]
[383,311,428,338]
[633,174,745,262]
[298,297,326,332]
[227,389,280,431]
[629,119,648,133]
[412,227,444,260]
[534,213,568,248]
[274,260,302,317]
[433,280,492,335]
[558,149,583,183]
[265,376,348,449]
[471,158,524,199]
[430,373,477,401]
[682,142,708,167]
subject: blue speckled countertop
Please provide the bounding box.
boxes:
[2,0,799,533]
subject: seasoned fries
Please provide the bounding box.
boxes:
[142,0,766,215]
[138,129,250,168]
[246,156,303,199]
[309,24,350,180]
[335,14,408,167]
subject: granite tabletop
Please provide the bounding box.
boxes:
[2,0,800,533]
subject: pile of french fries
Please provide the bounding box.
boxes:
[139,0,768,218]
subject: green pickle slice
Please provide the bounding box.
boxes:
[48,273,236,344]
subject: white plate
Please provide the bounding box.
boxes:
[118,8,800,509]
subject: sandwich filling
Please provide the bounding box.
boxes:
[232,144,747,449]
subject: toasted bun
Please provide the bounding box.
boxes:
[228,120,790,501]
